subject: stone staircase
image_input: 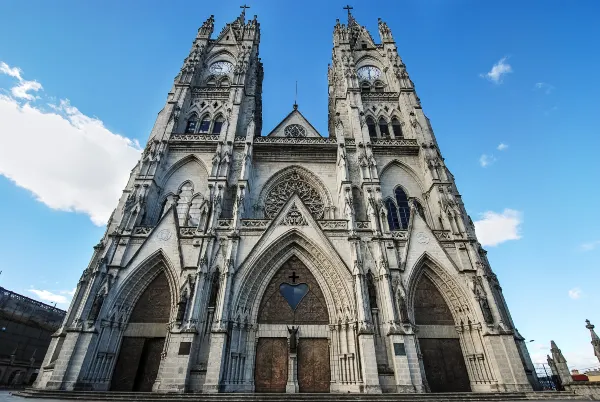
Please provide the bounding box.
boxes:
[12,389,589,401]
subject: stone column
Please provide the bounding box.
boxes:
[286,352,298,393]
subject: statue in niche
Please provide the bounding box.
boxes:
[88,292,105,322]
[472,276,494,324]
[287,326,299,353]
[393,278,410,323]
[176,292,188,322]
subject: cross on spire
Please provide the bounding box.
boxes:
[343,5,356,25]
[343,5,353,13]
[289,271,299,283]
[240,4,250,14]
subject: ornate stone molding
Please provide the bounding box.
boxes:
[370,138,418,147]
[170,134,220,143]
[254,137,336,145]
[361,91,400,101]
[433,230,452,241]
[132,226,153,236]
[319,220,348,230]
[241,219,270,229]
[279,203,308,226]
[390,230,408,240]
[191,86,230,100]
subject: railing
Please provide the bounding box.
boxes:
[319,220,348,230]
[241,219,270,229]
[254,137,337,145]
[370,138,418,147]
[390,230,408,240]
[170,133,220,142]
[0,287,66,315]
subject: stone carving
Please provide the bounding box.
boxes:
[370,138,418,147]
[280,203,308,226]
[88,292,105,322]
[390,230,408,240]
[416,232,430,244]
[157,229,172,241]
[241,219,270,228]
[319,220,348,230]
[264,170,325,219]
[288,326,299,353]
[284,124,306,137]
[472,276,494,325]
[254,137,336,145]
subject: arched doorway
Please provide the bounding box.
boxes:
[254,256,330,393]
[414,274,471,392]
[110,271,171,392]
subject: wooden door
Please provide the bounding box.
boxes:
[110,337,145,391]
[298,338,330,393]
[419,338,471,392]
[133,337,165,392]
[254,338,288,393]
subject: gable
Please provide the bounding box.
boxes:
[266,108,322,138]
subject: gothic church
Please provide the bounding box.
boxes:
[35,7,538,394]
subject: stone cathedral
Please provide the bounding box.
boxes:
[34,7,538,395]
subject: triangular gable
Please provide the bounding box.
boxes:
[266,107,322,138]
[123,206,183,272]
[236,193,351,274]
[403,210,460,275]
[214,24,241,46]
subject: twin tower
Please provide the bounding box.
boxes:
[35,7,538,394]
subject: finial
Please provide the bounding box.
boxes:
[293,80,298,110]
[586,319,594,329]
[343,4,354,23]
[240,4,250,20]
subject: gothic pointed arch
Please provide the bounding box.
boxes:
[233,230,354,324]
[205,49,236,65]
[258,166,333,220]
[106,250,179,324]
[406,253,475,325]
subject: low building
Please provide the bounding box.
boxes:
[0,287,65,386]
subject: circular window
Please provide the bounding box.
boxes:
[284,124,306,137]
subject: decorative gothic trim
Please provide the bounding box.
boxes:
[370,139,418,147]
[233,231,354,324]
[319,220,348,230]
[279,203,308,226]
[259,166,332,220]
[169,134,220,143]
[254,137,336,145]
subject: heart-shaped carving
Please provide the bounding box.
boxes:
[279,283,309,310]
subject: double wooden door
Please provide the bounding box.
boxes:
[419,338,471,392]
[111,337,165,392]
[254,337,330,393]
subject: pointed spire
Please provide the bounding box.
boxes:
[551,340,567,363]
[378,17,394,42]
[343,4,356,26]
[586,319,600,363]
[197,15,215,39]
[237,4,250,25]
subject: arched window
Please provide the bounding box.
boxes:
[198,115,211,133]
[392,117,403,138]
[395,187,411,229]
[379,117,390,138]
[385,198,400,231]
[206,77,217,87]
[374,81,384,92]
[366,270,378,308]
[361,82,371,93]
[366,116,377,139]
[185,114,197,133]
[219,77,230,87]
[212,115,224,134]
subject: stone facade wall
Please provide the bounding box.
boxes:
[34,9,536,394]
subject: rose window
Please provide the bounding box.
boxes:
[264,170,325,219]
[284,124,306,137]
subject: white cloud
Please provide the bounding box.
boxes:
[474,209,522,247]
[0,61,23,80]
[28,289,69,305]
[580,240,600,251]
[497,143,509,151]
[60,288,76,296]
[479,154,497,167]
[534,82,555,95]
[568,288,583,300]
[0,61,141,225]
[480,57,513,84]
[11,79,42,100]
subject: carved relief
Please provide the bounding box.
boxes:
[264,170,325,219]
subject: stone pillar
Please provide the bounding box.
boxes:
[388,334,415,392]
[357,333,382,393]
[202,331,228,393]
[286,352,298,393]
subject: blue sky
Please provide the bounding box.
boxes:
[1,0,599,370]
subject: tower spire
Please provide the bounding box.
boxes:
[240,4,250,22]
[586,319,600,363]
[343,5,356,25]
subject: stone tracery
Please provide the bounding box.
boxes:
[263,169,326,219]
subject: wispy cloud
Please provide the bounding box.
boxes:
[0,61,43,100]
[534,82,555,95]
[28,289,70,305]
[480,57,513,84]
[580,240,600,251]
[568,288,583,300]
[474,209,523,247]
[497,143,509,151]
[479,154,497,167]
[0,60,141,225]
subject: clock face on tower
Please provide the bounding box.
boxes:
[209,61,233,75]
[357,65,382,81]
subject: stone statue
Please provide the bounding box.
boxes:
[287,325,299,353]
[176,293,188,322]
[88,292,105,322]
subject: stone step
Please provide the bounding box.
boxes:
[12,389,586,401]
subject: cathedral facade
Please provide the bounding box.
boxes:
[34,8,538,394]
